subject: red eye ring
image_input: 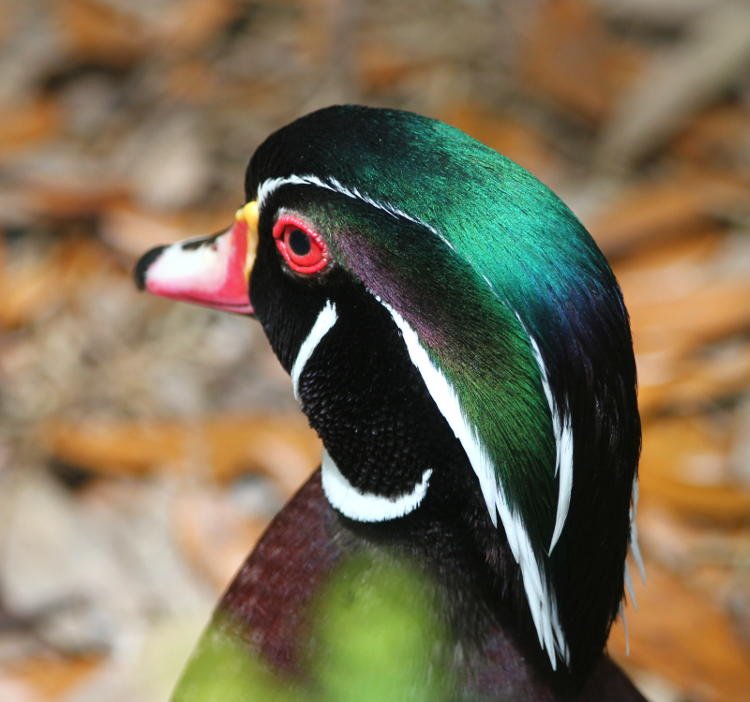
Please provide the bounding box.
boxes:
[272,215,330,275]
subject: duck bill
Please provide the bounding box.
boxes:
[134,202,258,315]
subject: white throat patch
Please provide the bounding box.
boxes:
[321,450,433,522]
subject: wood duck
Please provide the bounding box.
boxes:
[135,105,646,701]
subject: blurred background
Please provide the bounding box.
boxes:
[1,0,749,700]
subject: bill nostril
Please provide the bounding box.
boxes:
[133,245,167,290]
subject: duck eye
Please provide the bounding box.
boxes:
[273,216,330,275]
[288,228,310,256]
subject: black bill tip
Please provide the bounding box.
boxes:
[133,245,166,291]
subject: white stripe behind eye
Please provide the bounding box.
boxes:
[291,300,338,400]
[321,450,433,522]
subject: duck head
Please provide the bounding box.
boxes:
[135,105,641,677]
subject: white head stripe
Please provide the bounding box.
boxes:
[321,450,432,522]
[291,300,338,400]
[257,174,456,253]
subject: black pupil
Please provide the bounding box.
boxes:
[288,228,311,257]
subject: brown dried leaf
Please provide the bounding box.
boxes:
[589,173,748,259]
[99,206,196,259]
[439,104,557,182]
[610,563,750,702]
[56,0,150,63]
[635,503,747,590]
[638,342,750,417]
[41,415,321,497]
[4,656,101,699]
[164,60,218,103]
[0,236,113,328]
[158,0,240,54]
[100,203,242,259]
[613,227,724,283]
[671,106,750,169]
[0,99,61,154]
[32,187,129,219]
[520,0,641,122]
[639,416,750,523]
[356,44,433,93]
[174,489,268,591]
[628,276,750,357]
[0,255,57,328]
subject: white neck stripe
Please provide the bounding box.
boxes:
[321,450,433,522]
[290,301,338,400]
[377,297,568,668]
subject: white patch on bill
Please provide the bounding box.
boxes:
[145,231,229,294]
